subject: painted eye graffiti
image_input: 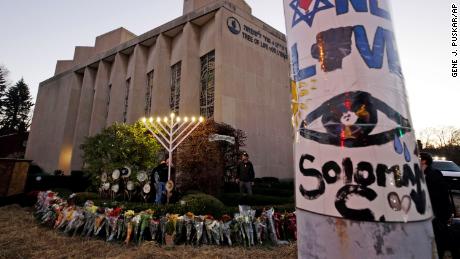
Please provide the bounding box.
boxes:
[299,91,411,148]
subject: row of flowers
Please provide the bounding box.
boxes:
[34,191,296,246]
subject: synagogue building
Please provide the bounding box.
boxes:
[25,0,292,179]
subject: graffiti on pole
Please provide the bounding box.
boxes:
[284,0,432,222]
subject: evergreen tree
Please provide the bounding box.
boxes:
[0,78,34,134]
[0,66,7,119]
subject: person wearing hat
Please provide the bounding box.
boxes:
[236,152,255,195]
[420,152,458,259]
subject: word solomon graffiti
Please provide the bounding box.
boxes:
[298,154,426,221]
[296,91,428,221]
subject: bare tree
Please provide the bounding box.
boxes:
[418,126,460,149]
[436,127,460,148]
[418,126,460,165]
[417,127,437,149]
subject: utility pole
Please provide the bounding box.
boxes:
[283,0,435,258]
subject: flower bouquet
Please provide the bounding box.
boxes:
[138,211,153,244]
[106,207,122,241]
[116,215,125,240]
[174,216,185,245]
[123,210,135,244]
[164,214,178,246]
[254,216,267,245]
[94,208,107,236]
[184,212,194,244]
[131,214,141,243]
[149,218,160,243]
[159,216,168,245]
[193,216,205,246]
[221,214,233,246]
[263,208,289,245]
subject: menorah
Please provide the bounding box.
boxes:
[141,113,204,182]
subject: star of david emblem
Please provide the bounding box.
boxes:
[290,0,334,27]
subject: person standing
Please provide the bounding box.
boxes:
[236,152,255,195]
[421,152,459,259]
[151,155,169,205]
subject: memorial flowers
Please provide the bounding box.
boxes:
[34,191,296,247]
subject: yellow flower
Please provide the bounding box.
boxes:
[145,209,155,215]
[88,205,98,214]
[186,212,194,219]
[124,210,135,218]
[66,208,75,221]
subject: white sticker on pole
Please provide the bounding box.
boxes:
[284,0,432,222]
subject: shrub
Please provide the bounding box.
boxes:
[218,193,294,207]
[74,192,100,205]
[80,122,161,192]
[260,177,279,184]
[274,180,295,190]
[50,188,73,198]
[70,192,294,218]
[252,187,293,197]
[28,163,45,175]
[180,193,226,217]
[83,192,226,217]
[176,120,246,196]
[251,203,295,213]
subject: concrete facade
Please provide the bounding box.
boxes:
[26,0,292,179]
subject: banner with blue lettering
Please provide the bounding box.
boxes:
[284,0,432,222]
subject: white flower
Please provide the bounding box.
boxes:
[112,169,120,180]
[143,183,151,194]
[137,171,147,182]
[101,172,108,182]
[132,215,141,224]
[102,183,110,190]
[121,166,131,178]
[126,181,135,191]
[111,184,119,193]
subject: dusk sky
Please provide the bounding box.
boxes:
[0,0,458,132]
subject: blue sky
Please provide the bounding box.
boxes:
[0,0,458,131]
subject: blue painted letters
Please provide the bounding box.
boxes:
[291,43,317,81]
[354,26,401,75]
[335,0,368,15]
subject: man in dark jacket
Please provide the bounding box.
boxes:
[151,155,170,205]
[421,152,458,259]
[236,152,255,195]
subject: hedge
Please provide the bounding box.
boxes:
[218,193,294,207]
[72,192,293,218]
[74,192,228,218]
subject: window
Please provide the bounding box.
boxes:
[145,70,154,116]
[123,78,131,123]
[200,50,215,118]
[106,84,112,119]
[170,62,181,114]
